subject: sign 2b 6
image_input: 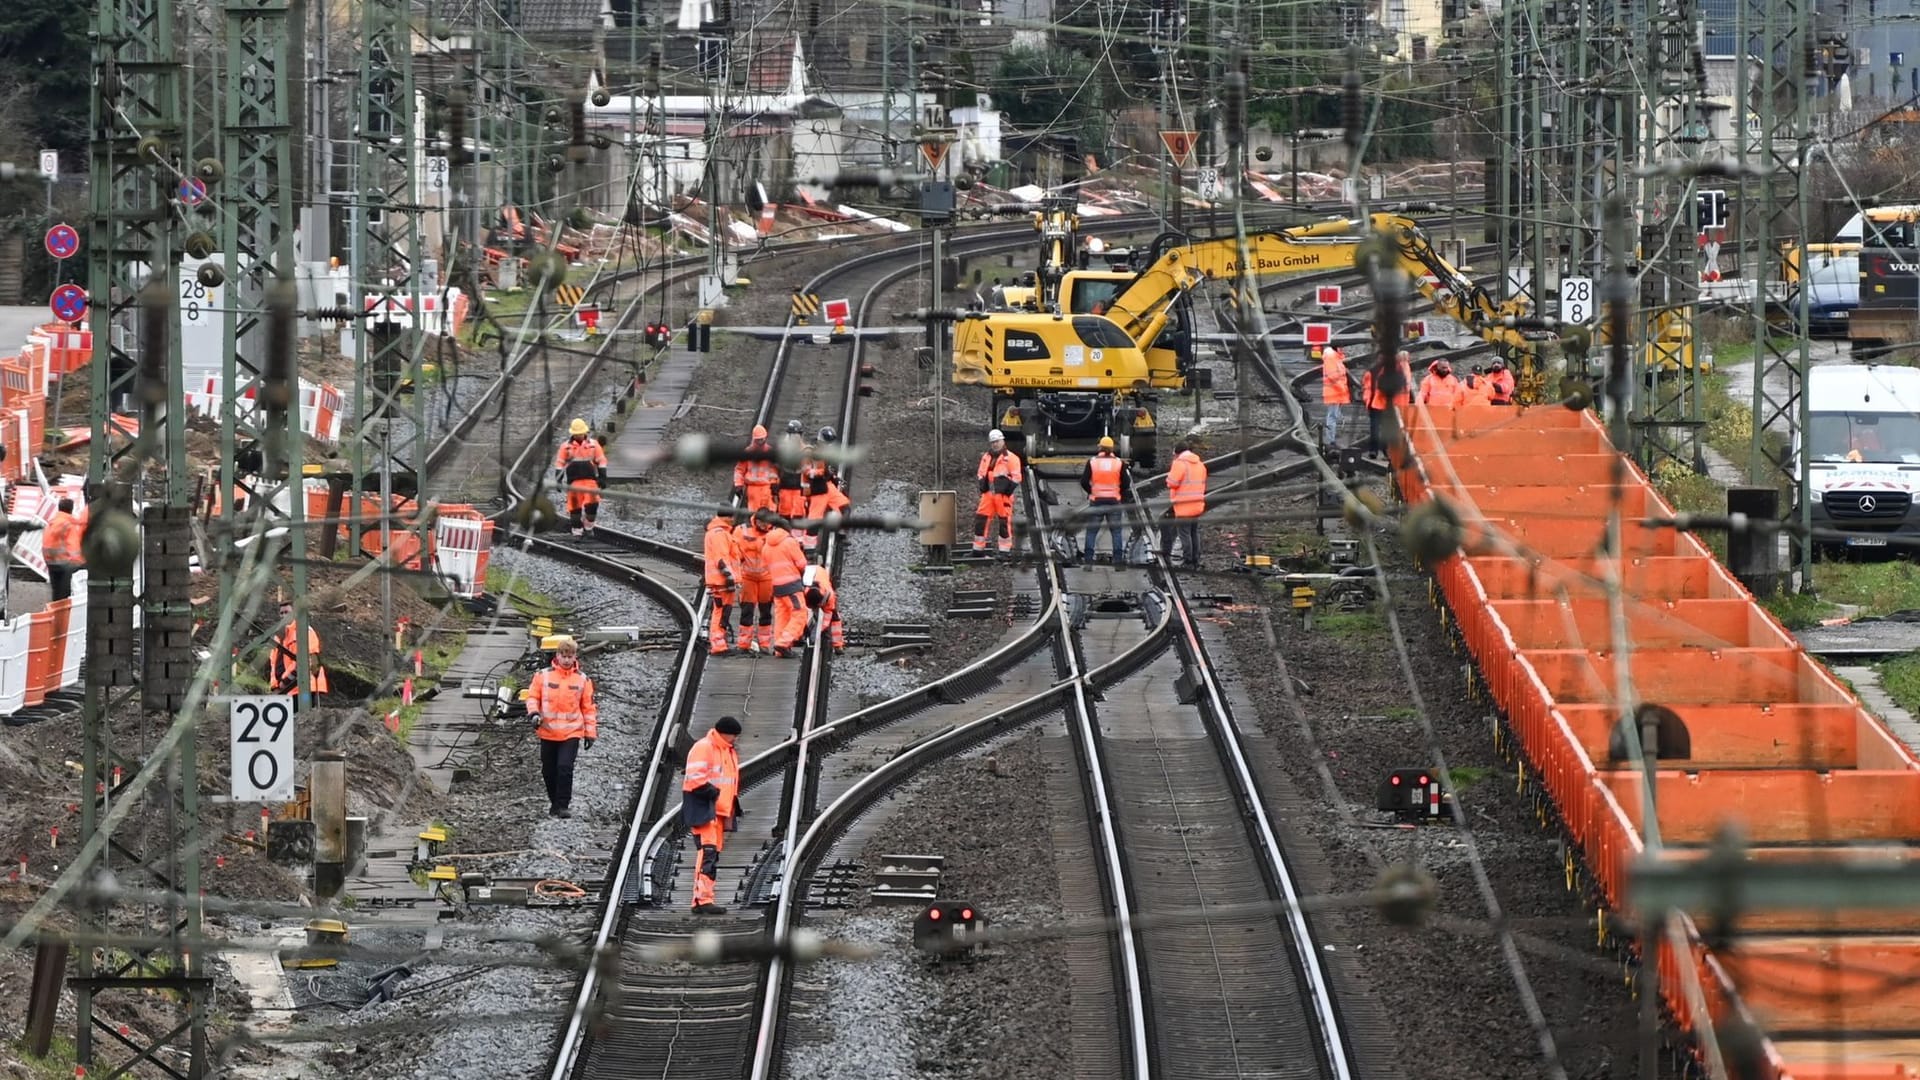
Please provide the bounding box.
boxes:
[230,696,296,801]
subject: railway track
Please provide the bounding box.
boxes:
[501,201,1439,1079]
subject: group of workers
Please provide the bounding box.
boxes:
[1073,434,1209,566]
[1320,347,1516,454]
[703,507,845,657]
[731,421,852,551]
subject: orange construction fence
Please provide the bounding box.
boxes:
[1396,400,1920,1079]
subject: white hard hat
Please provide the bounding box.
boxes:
[987,429,1005,443]
[803,565,819,588]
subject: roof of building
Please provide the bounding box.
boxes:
[516,0,606,32]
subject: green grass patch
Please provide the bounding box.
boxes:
[371,697,425,743]
[1812,560,1920,617]
[1760,589,1840,630]
[1648,460,1729,562]
[1384,706,1419,721]
[486,568,566,618]
[1877,652,1920,717]
[1314,610,1384,640]
[13,1034,80,1079]
[1443,765,1493,791]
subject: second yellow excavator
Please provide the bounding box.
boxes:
[953,211,1539,466]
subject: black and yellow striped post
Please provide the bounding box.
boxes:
[791,291,820,324]
[555,283,585,308]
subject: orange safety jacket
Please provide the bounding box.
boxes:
[268,625,330,695]
[765,527,809,593]
[1321,350,1352,405]
[977,448,1023,495]
[1418,372,1464,406]
[527,664,598,741]
[733,440,776,491]
[734,524,772,579]
[1167,451,1208,518]
[554,437,607,482]
[1363,360,1415,410]
[704,516,739,589]
[1083,453,1126,502]
[43,511,83,565]
[1486,368,1516,404]
[682,730,740,826]
[1458,374,1492,406]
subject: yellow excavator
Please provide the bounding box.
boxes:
[955,211,1540,466]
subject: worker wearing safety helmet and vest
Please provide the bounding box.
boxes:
[267,598,330,699]
[525,636,597,818]
[975,429,1023,554]
[732,512,776,653]
[762,513,811,657]
[1161,439,1208,567]
[703,512,741,655]
[775,420,809,521]
[554,419,609,535]
[1362,350,1415,456]
[733,425,777,512]
[1079,436,1131,563]
[682,715,742,914]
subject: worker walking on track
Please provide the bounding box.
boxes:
[776,421,809,521]
[801,564,846,651]
[733,425,777,512]
[554,419,609,536]
[703,512,741,656]
[1362,351,1415,456]
[267,598,330,699]
[1161,439,1208,567]
[1079,436,1131,563]
[44,497,84,601]
[682,715,743,914]
[763,513,812,657]
[525,636,597,819]
[974,429,1023,554]
[1320,345,1351,450]
[732,513,775,653]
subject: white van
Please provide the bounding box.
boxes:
[1801,364,1920,553]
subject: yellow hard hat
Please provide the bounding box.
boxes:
[540,634,577,652]
[569,418,589,436]
[1098,436,1115,449]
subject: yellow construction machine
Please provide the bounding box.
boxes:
[954,212,1539,466]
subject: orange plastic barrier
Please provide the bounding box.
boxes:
[1396,402,1920,1079]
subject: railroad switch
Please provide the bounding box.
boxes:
[1376,769,1458,823]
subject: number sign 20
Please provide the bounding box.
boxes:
[230,696,296,801]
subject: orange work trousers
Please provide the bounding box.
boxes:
[738,577,773,648]
[743,485,775,513]
[690,818,726,907]
[707,586,736,652]
[772,588,810,649]
[777,487,807,519]
[566,478,600,514]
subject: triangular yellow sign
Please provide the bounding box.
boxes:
[920,140,951,172]
[1160,130,1198,168]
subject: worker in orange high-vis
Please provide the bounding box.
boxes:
[802,467,851,551]
[1161,439,1208,568]
[1079,436,1130,563]
[682,715,742,914]
[732,513,775,653]
[1320,345,1351,449]
[1486,357,1516,404]
[1458,365,1493,406]
[763,513,811,657]
[554,419,609,535]
[1361,351,1415,456]
[525,636,597,818]
[775,421,809,521]
[974,429,1023,553]
[43,497,84,601]
[1418,360,1464,407]
[266,599,330,699]
[703,512,741,656]
[732,425,777,512]
[801,564,846,651]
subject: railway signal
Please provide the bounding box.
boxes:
[1376,769,1455,823]
[913,900,984,956]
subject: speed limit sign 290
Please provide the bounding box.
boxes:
[230,696,296,801]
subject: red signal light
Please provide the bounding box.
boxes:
[1390,775,1401,785]
[1419,775,1430,786]
[960,908,973,921]
[927,907,941,920]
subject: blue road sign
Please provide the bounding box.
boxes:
[43,223,78,261]
[49,284,88,323]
